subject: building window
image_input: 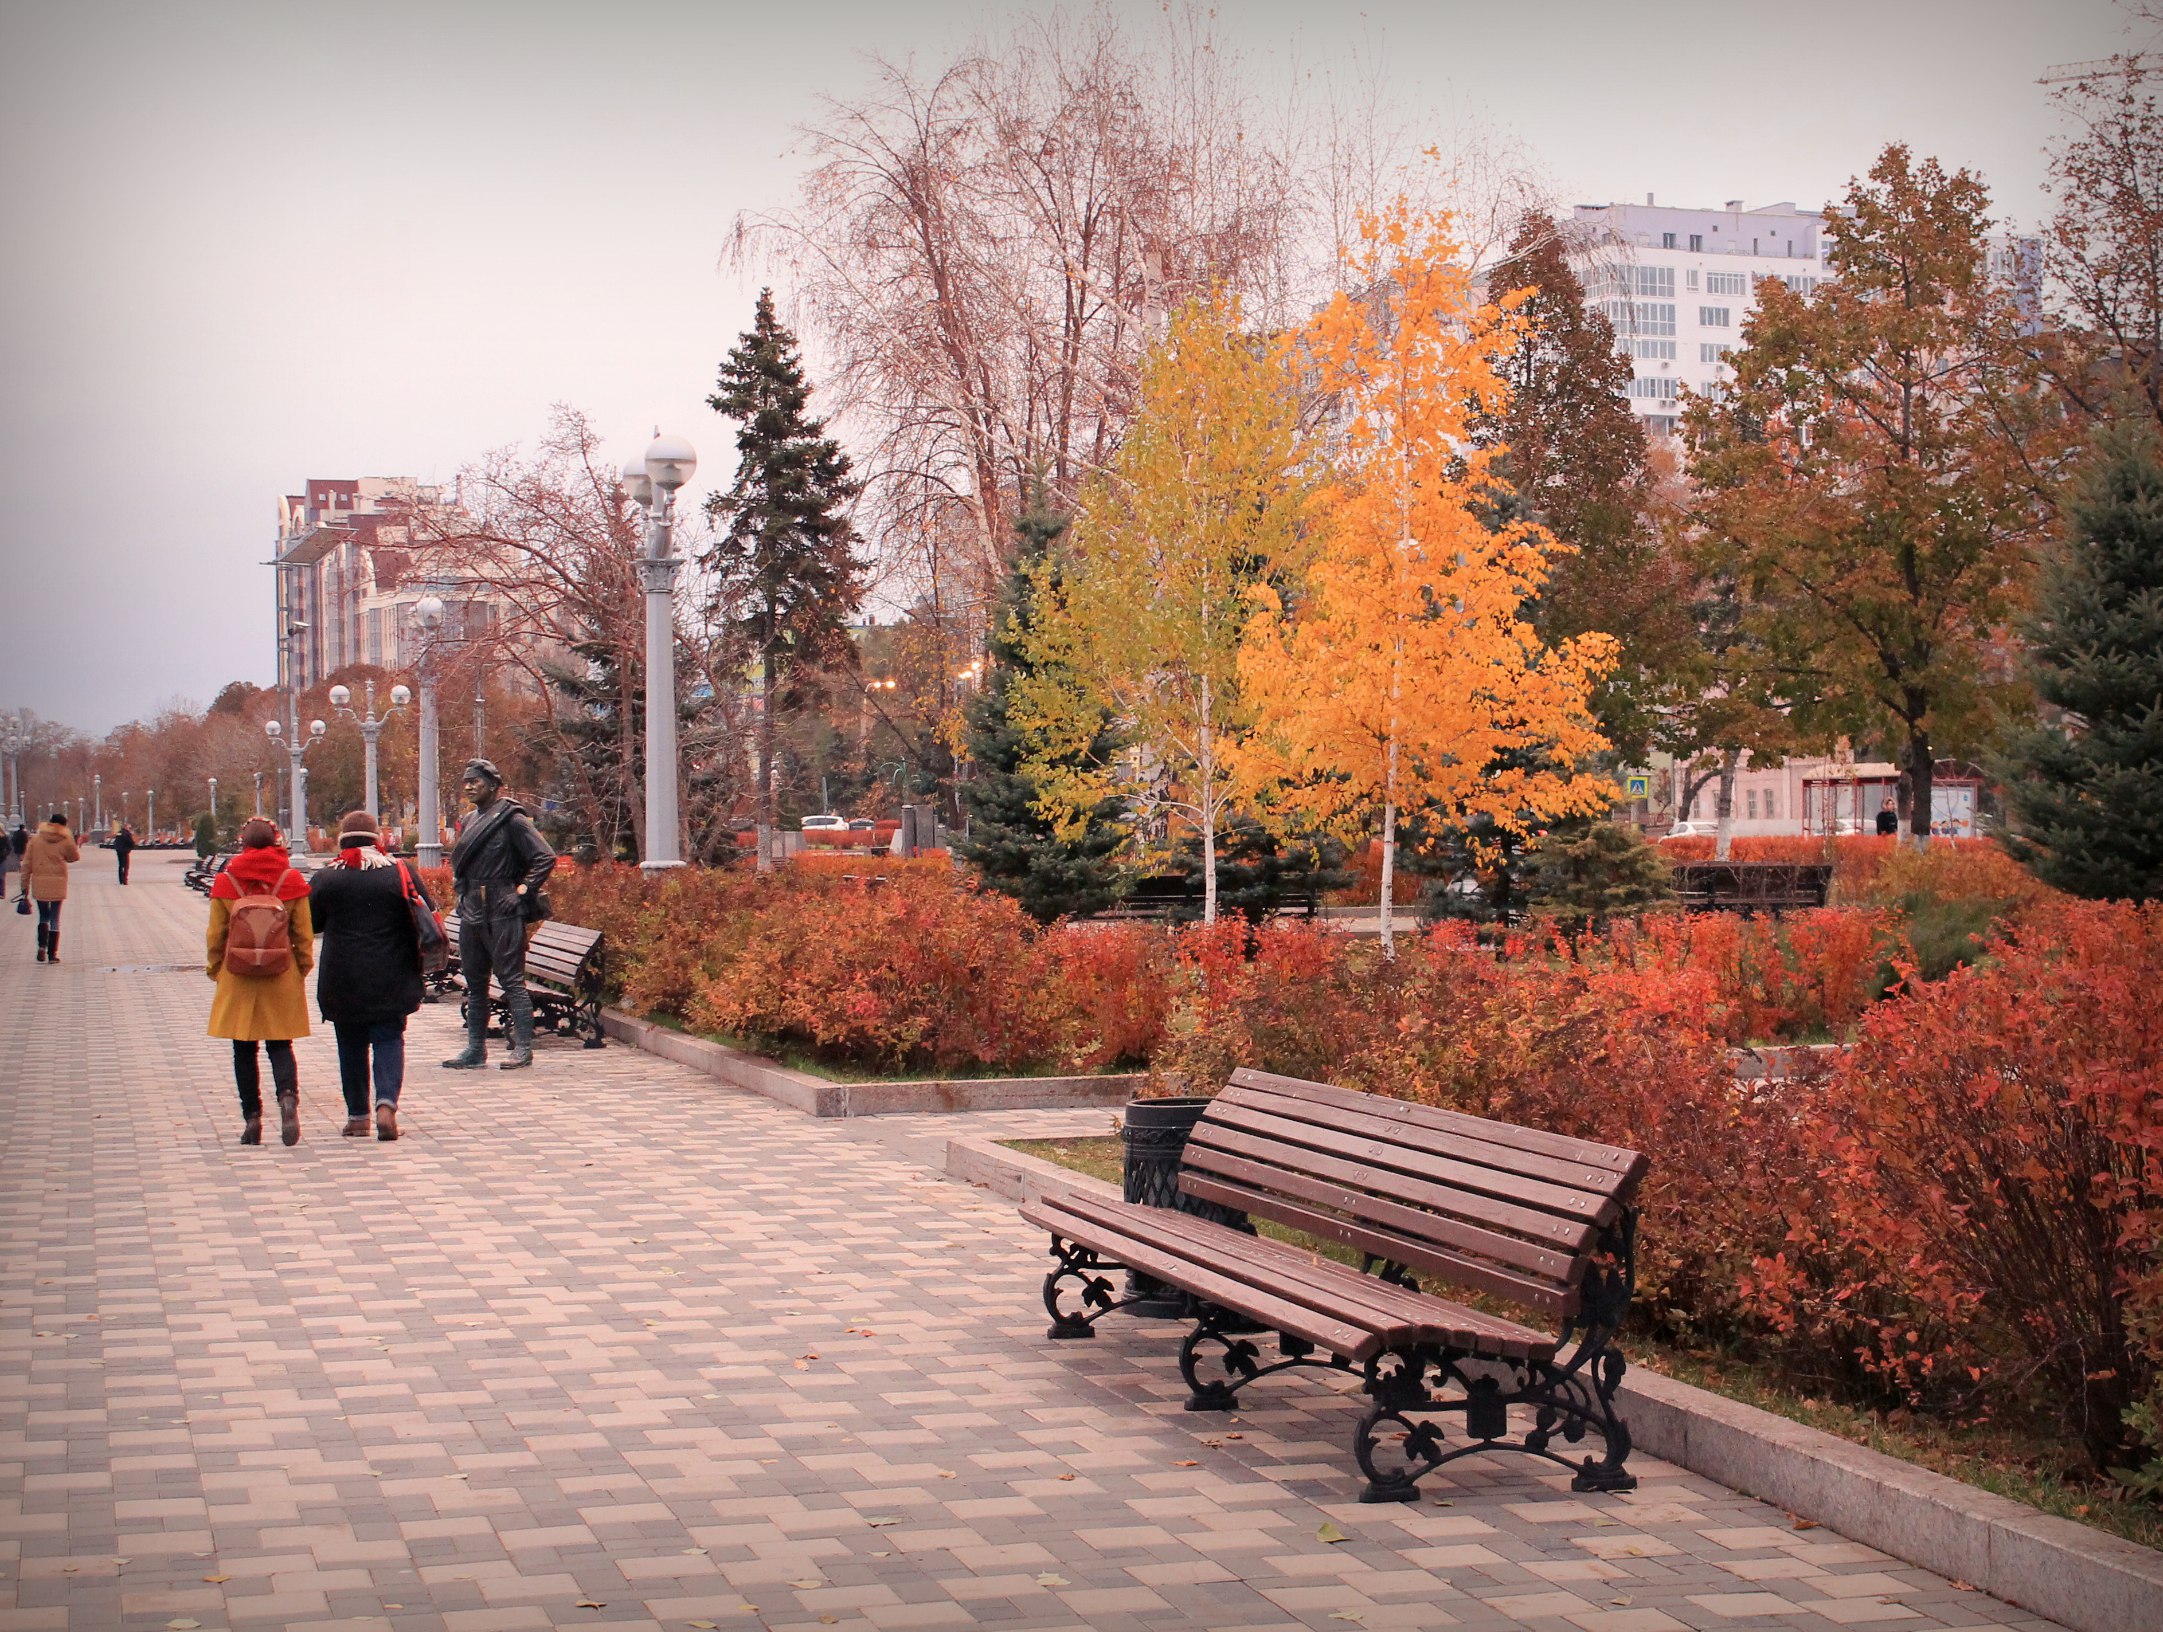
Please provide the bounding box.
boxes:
[1700,342,1732,363]
[367,607,383,667]
[1633,266,1675,299]
[1689,233,1703,252]
[1765,788,1778,821]
[1643,415,1677,435]
[1706,271,1747,296]
[1661,231,1677,249]
[1686,268,1700,291]
[1627,376,1678,400]
[1631,338,1677,360]
[1747,790,1759,819]
[1781,274,1818,296]
[1699,305,1732,327]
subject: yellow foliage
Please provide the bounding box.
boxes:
[1236,200,1617,942]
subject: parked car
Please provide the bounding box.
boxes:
[1658,820,1718,841]
[800,814,849,831]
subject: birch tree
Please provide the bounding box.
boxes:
[1238,201,1615,952]
[1012,293,1304,923]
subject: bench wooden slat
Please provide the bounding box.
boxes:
[1229,1082,1641,1207]
[1230,1068,1648,1183]
[1204,1100,1621,1226]
[1187,1125,1596,1264]
[1022,1197,1380,1360]
[1177,1173,1577,1319]
[1046,1189,1558,1359]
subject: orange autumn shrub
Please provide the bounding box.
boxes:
[1744,899,2163,1470]
[690,870,1082,1074]
[1043,923,1175,1070]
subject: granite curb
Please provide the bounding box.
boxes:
[943,1133,2163,1632]
[599,1007,1142,1116]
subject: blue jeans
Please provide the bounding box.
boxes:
[334,1018,407,1116]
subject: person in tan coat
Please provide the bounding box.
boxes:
[207,818,314,1145]
[22,814,80,964]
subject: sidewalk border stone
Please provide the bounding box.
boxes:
[942,1133,2163,1632]
[600,1006,1142,1116]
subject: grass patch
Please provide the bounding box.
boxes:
[1006,1131,2162,1553]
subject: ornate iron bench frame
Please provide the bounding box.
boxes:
[1023,1071,1648,1503]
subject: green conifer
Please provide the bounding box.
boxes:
[1996,427,2163,901]
[956,490,1126,921]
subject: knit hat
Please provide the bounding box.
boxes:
[338,810,380,846]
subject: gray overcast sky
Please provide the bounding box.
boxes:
[0,0,2136,734]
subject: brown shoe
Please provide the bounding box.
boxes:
[375,1102,400,1142]
[277,1090,301,1146]
[239,1117,263,1146]
[341,1116,372,1137]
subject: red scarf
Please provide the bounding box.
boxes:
[211,845,311,901]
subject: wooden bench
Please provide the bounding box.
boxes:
[1020,1068,1649,1502]
[460,921,607,1048]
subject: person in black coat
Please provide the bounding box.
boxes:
[310,810,435,1141]
[111,823,136,884]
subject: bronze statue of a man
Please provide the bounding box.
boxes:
[441,759,556,1070]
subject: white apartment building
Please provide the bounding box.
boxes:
[272,477,503,693]
[1571,196,1830,437]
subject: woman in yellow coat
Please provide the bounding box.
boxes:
[22,813,80,963]
[207,818,314,1145]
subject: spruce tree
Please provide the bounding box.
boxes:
[1996,427,2163,901]
[531,639,640,861]
[705,290,865,850]
[957,490,1125,921]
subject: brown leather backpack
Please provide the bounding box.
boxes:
[223,879,294,978]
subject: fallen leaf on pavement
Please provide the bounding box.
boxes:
[1317,1520,1349,1544]
[1036,1573,1068,1587]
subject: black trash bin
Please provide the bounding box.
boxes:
[1120,1096,1250,1317]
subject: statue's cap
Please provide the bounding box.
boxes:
[464,758,502,785]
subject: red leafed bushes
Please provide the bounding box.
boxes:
[1743,899,2163,1471]
[547,862,1169,1074]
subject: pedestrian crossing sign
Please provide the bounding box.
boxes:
[1625,774,1651,798]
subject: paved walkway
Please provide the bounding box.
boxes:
[0,854,2057,1632]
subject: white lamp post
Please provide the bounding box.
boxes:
[264,715,326,850]
[206,777,217,843]
[414,595,446,867]
[146,788,155,840]
[2,725,22,826]
[93,773,102,833]
[329,679,410,824]
[622,432,696,872]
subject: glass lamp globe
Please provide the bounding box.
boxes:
[389,684,412,708]
[309,719,327,738]
[265,720,283,739]
[328,684,351,708]
[620,458,654,508]
[644,433,697,492]
[415,595,445,631]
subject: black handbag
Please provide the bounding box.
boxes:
[395,861,449,976]
[13,894,27,916]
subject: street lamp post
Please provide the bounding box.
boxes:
[328,679,410,824]
[621,433,697,873]
[92,774,102,833]
[264,715,326,848]
[207,777,218,842]
[413,595,447,867]
[0,722,22,826]
[252,770,263,817]
[145,789,155,841]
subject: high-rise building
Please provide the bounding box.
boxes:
[1571,196,1831,438]
[272,477,499,693]
[1571,194,2042,435]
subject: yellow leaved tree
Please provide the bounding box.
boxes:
[1012,293,1306,924]
[1238,200,1616,952]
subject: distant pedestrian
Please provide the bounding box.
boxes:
[0,823,15,901]
[1874,798,1899,837]
[111,823,136,884]
[441,759,554,1072]
[22,814,80,964]
[311,810,433,1141]
[206,818,314,1146]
